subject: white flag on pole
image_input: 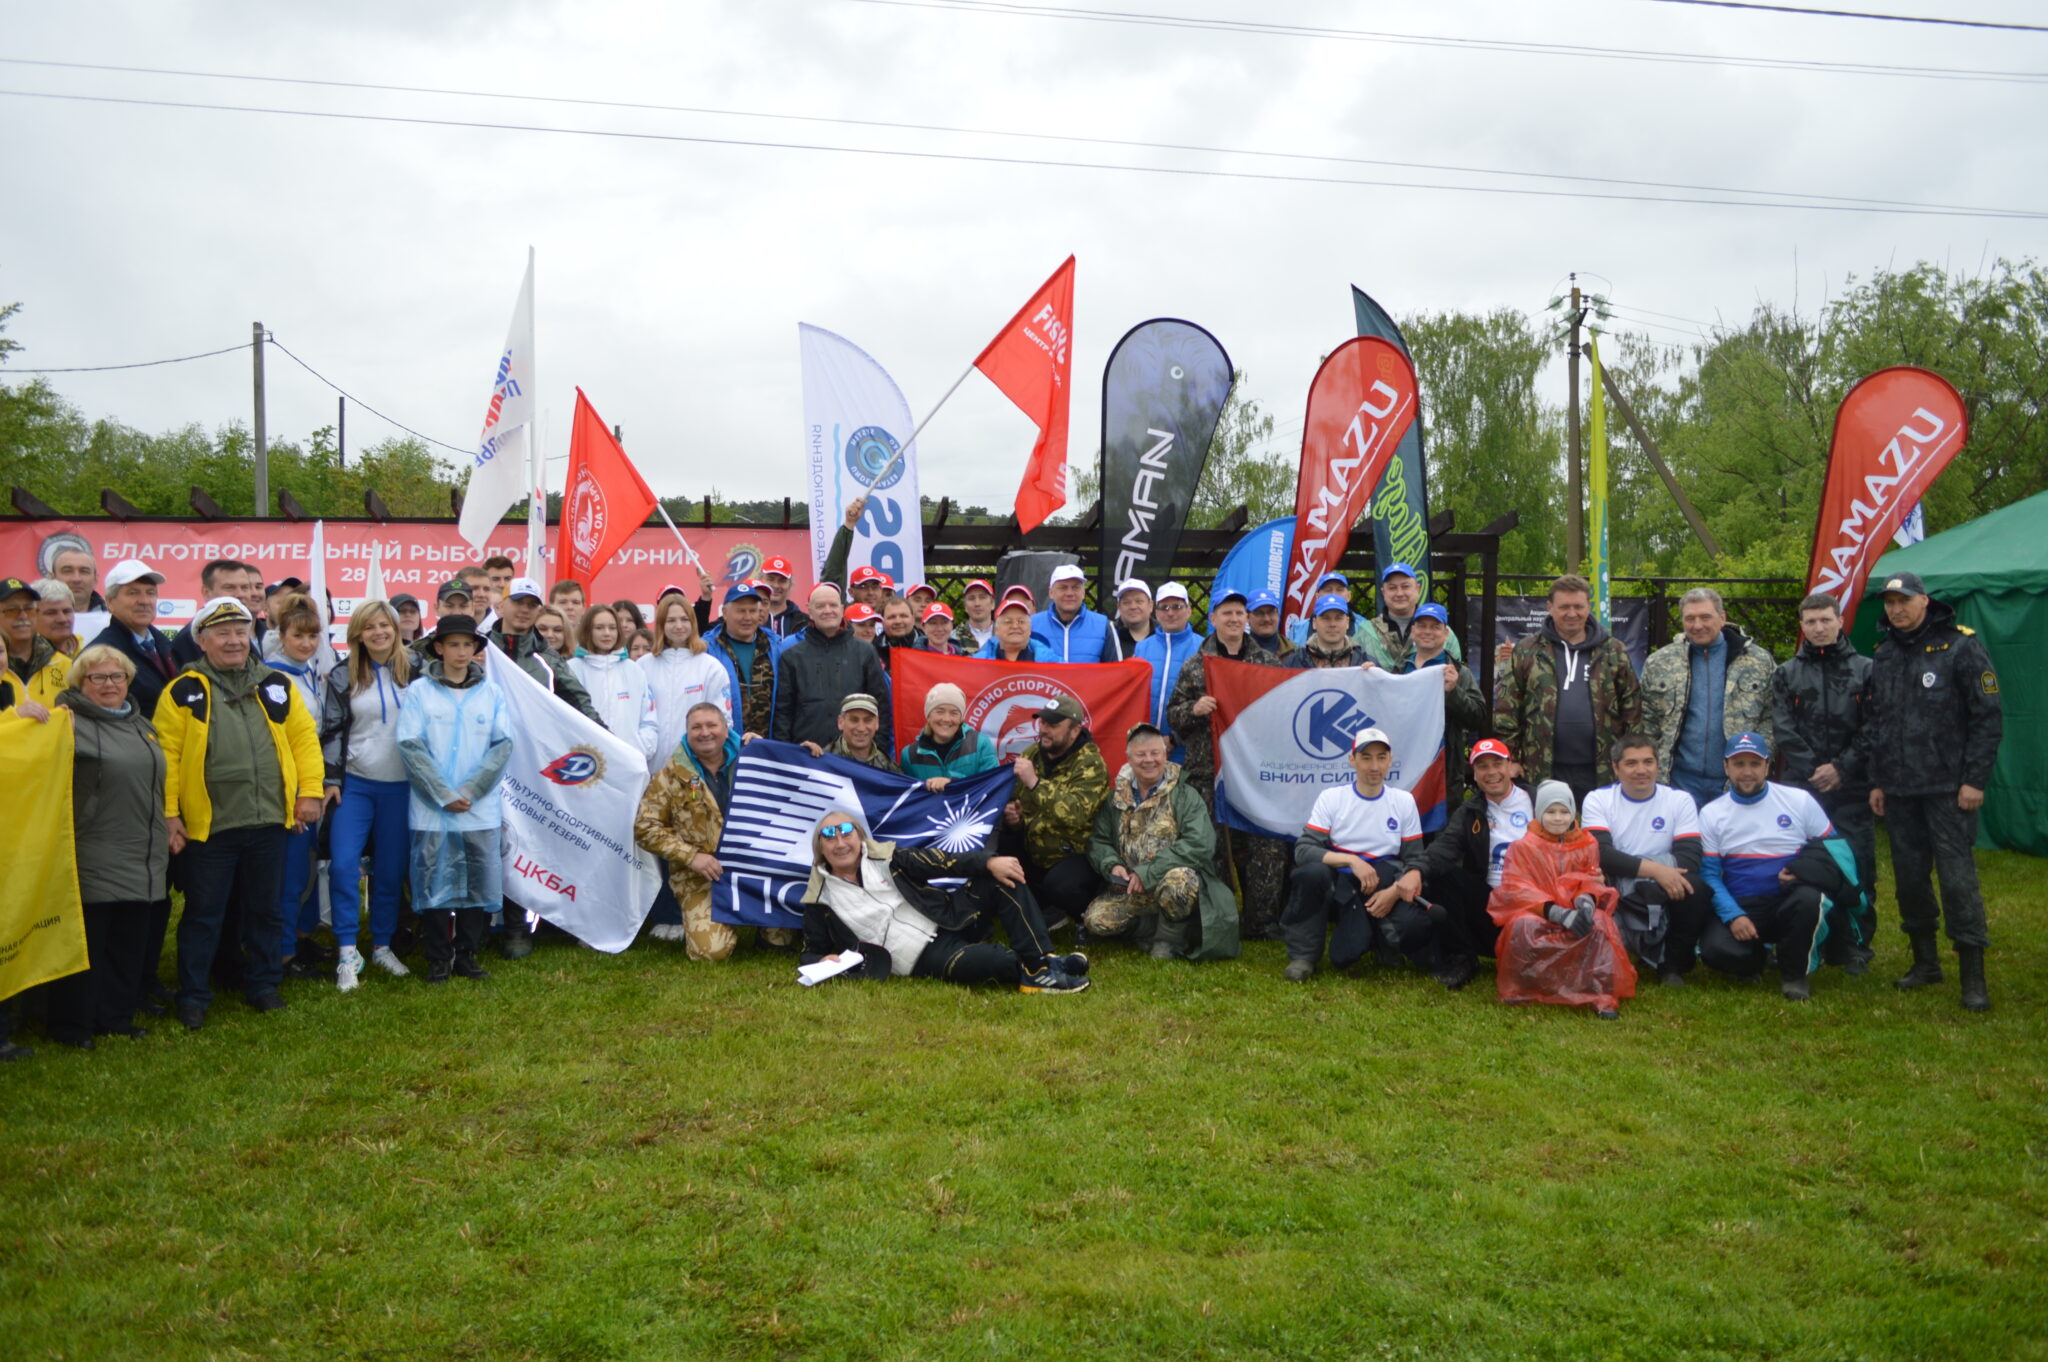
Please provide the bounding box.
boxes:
[307,519,334,644]
[1893,499,1926,548]
[363,539,387,605]
[487,648,661,952]
[459,251,537,551]
[800,324,925,589]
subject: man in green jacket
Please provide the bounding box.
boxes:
[1000,695,1108,933]
[1083,723,1240,961]
[1493,574,1643,805]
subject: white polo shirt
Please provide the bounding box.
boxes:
[1582,782,1701,864]
[1305,782,1422,862]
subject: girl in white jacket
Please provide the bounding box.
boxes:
[568,603,662,766]
[638,595,732,775]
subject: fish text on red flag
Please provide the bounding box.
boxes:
[889,647,1150,776]
[560,388,659,595]
[974,256,1076,534]
[1282,336,1420,629]
[1806,366,1968,621]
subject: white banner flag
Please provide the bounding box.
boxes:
[1893,498,1926,548]
[1213,664,1447,841]
[459,251,537,551]
[800,323,925,589]
[488,647,660,952]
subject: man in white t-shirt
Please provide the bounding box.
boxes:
[1698,733,1857,1002]
[1279,727,1436,982]
[1417,737,1530,988]
[1582,732,1708,988]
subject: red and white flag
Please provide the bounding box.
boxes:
[889,648,1150,776]
[1282,337,1420,629]
[559,389,658,595]
[975,256,1076,534]
[1806,366,1967,621]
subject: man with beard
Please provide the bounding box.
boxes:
[1000,696,1109,934]
[1493,574,1642,806]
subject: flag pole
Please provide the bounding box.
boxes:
[523,247,548,588]
[655,499,707,571]
[862,359,976,493]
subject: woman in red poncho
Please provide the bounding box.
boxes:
[1488,780,1637,1019]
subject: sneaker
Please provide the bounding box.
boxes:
[282,956,324,981]
[335,947,363,993]
[424,962,451,985]
[1053,952,1090,977]
[369,946,411,978]
[1658,970,1688,988]
[1018,965,1090,995]
[1595,1007,1620,1021]
[452,954,490,981]
[1284,958,1315,983]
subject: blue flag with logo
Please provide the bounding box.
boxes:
[710,740,1018,928]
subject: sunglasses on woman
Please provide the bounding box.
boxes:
[819,821,859,839]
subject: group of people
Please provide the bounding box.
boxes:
[0,526,2004,1059]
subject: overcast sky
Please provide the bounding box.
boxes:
[5,0,2046,515]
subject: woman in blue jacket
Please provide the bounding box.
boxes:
[899,682,999,792]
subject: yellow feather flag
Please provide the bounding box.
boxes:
[0,708,87,1001]
[1586,334,1613,629]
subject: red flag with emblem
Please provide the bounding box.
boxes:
[974,256,1076,534]
[889,647,1149,776]
[559,388,658,595]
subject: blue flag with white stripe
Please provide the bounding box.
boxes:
[710,740,1017,928]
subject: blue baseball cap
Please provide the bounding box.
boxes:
[723,580,771,604]
[1247,589,1281,613]
[1317,571,1348,589]
[1312,593,1351,617]
[1724,732,1771,760]
[1212,587,1248,608]
[1380,561,1418,582]
[1413,602,1449,625]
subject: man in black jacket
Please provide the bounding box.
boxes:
[1867,572,2003,1011]
[486,577,603,726]
[1418,737,1528,987]
[774,584,892,753]
[85,558,178,716]
[1580,733,1709,986]
[1770,591,1876,973]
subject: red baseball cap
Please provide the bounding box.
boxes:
[845,603,879,623]
[907,582,936,599]
[760,556,794,579]
[1469,738,1513,764]
[962,578,995,598]
[996,591,1033,616]
[922,602,954,622]
[850,566,886,587]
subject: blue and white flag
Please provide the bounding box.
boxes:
[711,740,1017,928]
[800,324,925,590]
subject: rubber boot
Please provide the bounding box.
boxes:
[1957,946,1990,1013]
[1893,934,1943,990]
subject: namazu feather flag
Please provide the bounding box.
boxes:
[1208,660,1446,841]
[711,740,1017,929]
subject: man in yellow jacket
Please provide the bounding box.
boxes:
[1,577,70,716]
[155,597,325,1031]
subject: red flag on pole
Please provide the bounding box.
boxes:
[974,256,1076,534]
[1282,337,1421,629]
[560,388,658,595]
[1806,366,1967,622]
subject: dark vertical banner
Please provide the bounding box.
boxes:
[1099,319,1234,600]
[1351,287,1434,596]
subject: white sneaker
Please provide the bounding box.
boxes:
[369,946,411,978]
[649,923,684,942]
[336,946,364,992]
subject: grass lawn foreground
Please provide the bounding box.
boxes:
[4,839,2044,1361]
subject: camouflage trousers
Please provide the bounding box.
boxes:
[1084,866,1200,945]
[673,875,738,962]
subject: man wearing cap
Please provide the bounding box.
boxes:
[1285,573,1379,652]
[848,566,894,613]
[1135,582,1202,738]
[1366,563,1463,670]
[487,577,604,725]
[1001,695,1110,932]
[704,580,783,740]
[1083,722,1240,960]
[1245,589,1294,660]
[1110,579,1156,660]
[415,579,472,666]
[1493,573,1643,806]
[905,582,938,614]
[774,583,893,752]
[1165,586,1290,939]
[86,559,179,717]
[759,554,810,639]
[952,579,997,653]
[1698,733,1858,1001]
[1032,564,1118,663]
[1282,727,1439,983]
[2,577,70,715]
[801,693,899,772]
[1641,587,1778,806]
[1867,571,2003,1011]
[1287,593,1374,670]
[1399,601,1487,809]
[156,597,326,1029]
[1417,737,1532,987]
[1581,732,1709,987]
[1770,590,1877,975]
[979,589,1046,662]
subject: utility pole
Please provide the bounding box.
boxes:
[1565,279,1584,573]
[251,321,269,517]
[337,395,346,468]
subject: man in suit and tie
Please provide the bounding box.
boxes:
[87,558,178,715]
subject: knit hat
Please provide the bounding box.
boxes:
[924,681,968,716]
[1535,780,1576,819]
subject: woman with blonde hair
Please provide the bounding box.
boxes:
[318,600,415,989]
[533,605,570,657]
[638,593,731,777]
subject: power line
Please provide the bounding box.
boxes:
[263,335,472,455]
[850,0,2048,83]
[1640,0,2048,32]
[7,86,2044,221]
[5,340,247,375]
[4,56,2029,215]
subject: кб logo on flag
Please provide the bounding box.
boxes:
[711,740,1018,929]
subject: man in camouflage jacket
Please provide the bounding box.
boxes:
[632,718,741,962]
[1000,695,1110,930]
[1492,575,1642,802]
[1640,589,1777,805]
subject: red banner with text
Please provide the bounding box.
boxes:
[889,648,1151,776]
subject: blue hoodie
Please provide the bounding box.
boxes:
[1031,605,1116,663]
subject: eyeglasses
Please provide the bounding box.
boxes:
[81,672,127,686]
[819,821,859,839]
[1156,600,1189,610]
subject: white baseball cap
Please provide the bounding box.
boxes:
[1156,582,1190,604]
[1048,564,1086,585]
[1115,578,1152,599]
[507,577,545,602]
[1351,726,1393,752]
[104,558,164,591]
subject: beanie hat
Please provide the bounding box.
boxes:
[1535,780,1576,819]
[924,682,968,717]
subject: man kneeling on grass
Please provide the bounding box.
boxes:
[799,810,1091,993]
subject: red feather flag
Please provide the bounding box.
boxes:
[559,388,658,595]
[974,256,1076,534]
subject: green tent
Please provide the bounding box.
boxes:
[1851,489,2048,856]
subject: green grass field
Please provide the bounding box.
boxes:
[5,842,2044,1362]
